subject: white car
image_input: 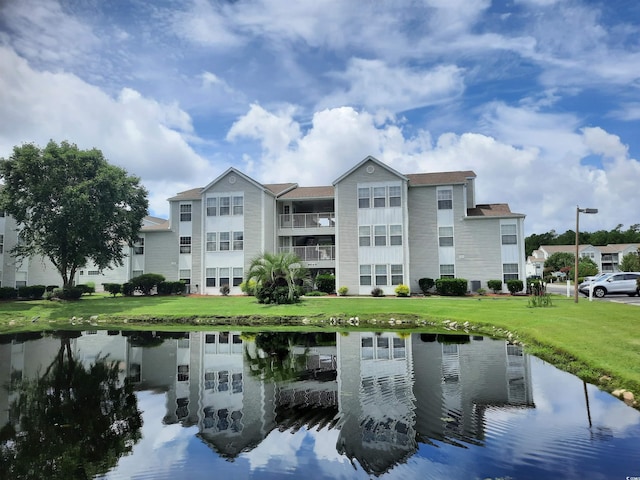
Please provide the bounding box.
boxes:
[578,273,612,295]
[587,272,640,298]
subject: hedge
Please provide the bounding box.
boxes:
[435,278,468,296]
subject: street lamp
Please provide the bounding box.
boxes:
[574,206,598,303]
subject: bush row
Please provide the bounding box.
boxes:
[103,277,186,297]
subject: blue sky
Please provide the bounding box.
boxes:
[1,0,639,235]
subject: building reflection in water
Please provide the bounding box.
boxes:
[0,330,533,476]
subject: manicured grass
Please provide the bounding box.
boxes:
[1,293,638,405]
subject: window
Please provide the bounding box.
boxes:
[219,268,230,287]
[206,268,216,287]
[88,270,100,276]
[180,236,192,254]
[358,187,370,208]
[503,263,519,281]
[233,231,243,251]
[0,234,4,254]
[374,225,387,246]
[389,186,401,207]
[501,224,517,245]
[219,232,230,251]
[219,196,230,215]
[206,232,216,252]
[360,265,372,286]
[132,270,143,278]
[390,225,402,246]
[180,203,192,222]
[440,264,455,278]
[375,264,387,286]
[391,264,403,285]
[373,187,386,208]
[179,269,191,284]
[133,237,144,255]
[359,226,371,247]
[439,226,454,247]
[438,189,453,210]
[178,365,189,382]
[206,197,217,216]
[233,267,243,287]
[233,196,243,215]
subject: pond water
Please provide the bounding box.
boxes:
[1,330,639,480]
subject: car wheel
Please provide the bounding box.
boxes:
[593,287,606,298]
[629,292,638,297]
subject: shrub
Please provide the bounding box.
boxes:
[395,284,410,297]
[305,290,328,296]
[506,279,524,295]
[240,280,257,296]
[157,281,185,295]
[75,284,95,295]
[418,278,435,295]
[0,287,18,300]
[487,280,503,294]
[45,285,59,292]
[18,285,46,299]
[103,283,122,297]
[255,283,300,304]
[61,287,83,300]
[122,282,135,296]
[435,278,468,296]
[476,288,486,296]
[315,274,336,294]
[337,286,349,296]
[220,284,230,296]
[130,273,165,295]
[371,287,384,297]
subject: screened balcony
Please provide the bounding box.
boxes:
[278,245,335,262]
[279,212,335,229]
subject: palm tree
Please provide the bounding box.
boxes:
[246,251,308,303]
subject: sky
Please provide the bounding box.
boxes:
[1,0,639,236]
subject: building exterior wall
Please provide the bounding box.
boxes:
[0,158,527,295]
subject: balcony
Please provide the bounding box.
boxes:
[279,212,335,229]
[279,245,335,262]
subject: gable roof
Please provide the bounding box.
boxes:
[201,167,273,196]
[466,203,524,218]
[264,183,298,196]
[279,185,335,199]
[407,170,476,186]
[332,155,408,185]
[167,187,203,201]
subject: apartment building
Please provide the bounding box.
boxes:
[0,156,526,294]
[526,243,640,277]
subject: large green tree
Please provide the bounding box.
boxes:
[619,248,640,272]
[544,252,575,272]
[0,141,148,288]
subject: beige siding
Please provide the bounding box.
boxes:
[335,159,404,293]
[407,186,439,290]
[144,230,179,280]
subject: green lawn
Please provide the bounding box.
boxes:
[1,292,638,405]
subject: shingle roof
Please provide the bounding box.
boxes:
[279,186,335,199]
[264,183,298,196]
[140,216,170,231]
[167,188,203,201]
[407,170,476,186]
[466,203,524,217]
[599,243,639,253]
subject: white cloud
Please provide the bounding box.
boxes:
[226,102,640,235]
[0,46,217,218]
[321,59,465,113]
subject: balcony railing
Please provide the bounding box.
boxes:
[278,245,335,262]
[279,212,335,229]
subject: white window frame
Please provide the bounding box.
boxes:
[438,226,454,247]
[358,187,370,209]
[206,197,217,216]
[374,225,387,246]
[503,263,519,282]
[501,224,517,245]
[179,236,192,254]
[437,189,453,210]
[359,265,372,286]
[389,225,402,246]
[180,203,192,222]
[440,264,455,278]
[359,226,371,246]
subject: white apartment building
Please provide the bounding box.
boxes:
[0,156,526,294]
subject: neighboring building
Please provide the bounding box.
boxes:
[526,243,640,277]
[0,156,526,294]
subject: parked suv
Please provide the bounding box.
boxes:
[578,273,612,296]
[587,272,640,298]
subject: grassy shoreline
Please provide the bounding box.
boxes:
[1,292,638,407]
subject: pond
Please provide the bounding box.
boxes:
[1,329,639,480]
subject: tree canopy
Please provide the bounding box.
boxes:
[525,225,640,257]
[619,248,640,272]
[0,140,148,288]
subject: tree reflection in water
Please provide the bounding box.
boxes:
[0,332,143,480]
